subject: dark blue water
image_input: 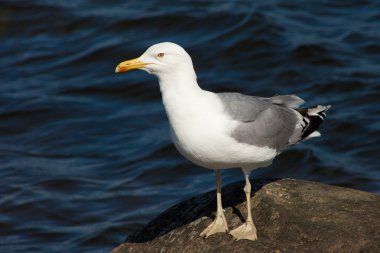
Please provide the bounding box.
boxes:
[1,1,379,252]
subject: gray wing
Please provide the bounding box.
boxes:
[217,93,301,150]
[261,94,305,108]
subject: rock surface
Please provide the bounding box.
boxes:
[112,179,380,253]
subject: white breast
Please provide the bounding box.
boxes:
[162,89,277,170]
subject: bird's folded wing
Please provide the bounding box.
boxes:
[260,94,305,108]
[217,93,299,150]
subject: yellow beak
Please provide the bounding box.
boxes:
[115,57,148,73]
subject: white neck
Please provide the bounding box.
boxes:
[156,68,205,129]
[157,66,200,95]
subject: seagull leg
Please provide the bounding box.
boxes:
[200,169,229,237]
[230,172,257,241]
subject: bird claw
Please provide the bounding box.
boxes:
[200,212,229,238]
[230,220,257,241]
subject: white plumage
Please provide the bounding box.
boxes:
[115,42,331,241]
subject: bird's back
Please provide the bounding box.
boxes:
[217,92,330,151]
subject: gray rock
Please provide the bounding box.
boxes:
[112,179,380,253]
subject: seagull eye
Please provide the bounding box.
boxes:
[157,53,164,58]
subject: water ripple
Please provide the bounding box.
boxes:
[1,1,379,252]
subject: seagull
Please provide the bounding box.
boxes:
[115,42,330,241]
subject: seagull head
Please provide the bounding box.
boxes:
[115,42,195,78]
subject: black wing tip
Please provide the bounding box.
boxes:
[298,104,331,140]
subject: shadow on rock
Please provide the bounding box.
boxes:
[113,179,380,253]
[126,178,277,243]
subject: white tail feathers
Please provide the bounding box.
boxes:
[293,104,331,142]
[307,105,331,119]
[305,131,321,139]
